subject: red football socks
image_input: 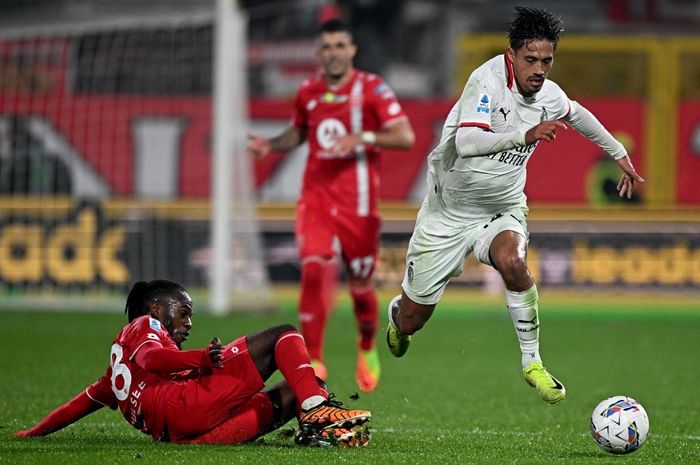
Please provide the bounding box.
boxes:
[350,285,378,351]
[298,260,328,360]
[274,331,326,410]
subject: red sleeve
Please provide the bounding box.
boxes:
[134,344,212,374]
[86,372,118,410]
[292,85,308,130]
[367,77,408,129]
[14,389,103,437]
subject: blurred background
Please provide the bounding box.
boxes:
[0,0,698,311]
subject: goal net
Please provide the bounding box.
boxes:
[0,2,273,312]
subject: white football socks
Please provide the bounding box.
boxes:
[505,285,542,369]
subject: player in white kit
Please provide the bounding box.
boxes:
[386,7,644,404]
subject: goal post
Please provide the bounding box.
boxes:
[210,0,274,314]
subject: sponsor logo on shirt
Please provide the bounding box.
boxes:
[306,99,318,111]
[316,117,347,149]
[486,143,538,166]
[540,106,548,122]
[321,92,348,104]
[146,333,159,340]
[477,94,491,114]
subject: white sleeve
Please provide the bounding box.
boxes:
[455,126,526,158]
[565,100,627,160]
[457,71,494,129]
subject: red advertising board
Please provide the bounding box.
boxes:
[525,99,646,203]
[677,101,700,204]
[0,33,653,205]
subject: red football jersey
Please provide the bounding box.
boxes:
[85,315,180,440]
[293,69,407,217]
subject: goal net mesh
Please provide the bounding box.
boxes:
[0,8,273,311]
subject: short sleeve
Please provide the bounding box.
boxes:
[367,77,407,128]
[457,71,495,130]
[86,372,118,410]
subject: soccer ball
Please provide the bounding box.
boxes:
[590,395,649,454]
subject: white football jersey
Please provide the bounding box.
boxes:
[427,54,570,212]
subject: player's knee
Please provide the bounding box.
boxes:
[275,323,299,336]
[348,275,373,290]
[301,260,325,288]
[496,253,528,278]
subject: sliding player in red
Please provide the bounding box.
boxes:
[15,280,371,447]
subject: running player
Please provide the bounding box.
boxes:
[248,18,415,392]
[386,7,644,404]
[15,280,371,447]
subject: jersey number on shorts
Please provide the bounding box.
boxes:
[110,343,132,401]
[349,255,374,278]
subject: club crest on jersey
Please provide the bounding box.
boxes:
[149,318,161,331]
[477,94,491,114]
[540,106,548,122]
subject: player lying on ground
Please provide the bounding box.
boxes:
[386,7,643,405]
[15,279,371,447]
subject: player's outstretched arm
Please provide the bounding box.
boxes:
[563,100,644,199]
[615,156,645,199]
[14,390,103,437]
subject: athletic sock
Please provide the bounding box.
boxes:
[350,284,378,351]
[274,331,327,411]
[298,259,328,361]
[505,284,542,368]
[321,256,339,314]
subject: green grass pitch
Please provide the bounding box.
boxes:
[1,290,699,464]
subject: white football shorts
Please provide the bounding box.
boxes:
[401,199,528,305]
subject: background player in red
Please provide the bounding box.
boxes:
[15,279,371,447]
[247,18,415,392]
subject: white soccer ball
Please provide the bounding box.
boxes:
[590,395,649,454]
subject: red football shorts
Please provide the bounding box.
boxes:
[163,336,266,442]
[296,195,380,278]
[185,392,274,444]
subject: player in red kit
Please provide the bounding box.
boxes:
[247,18,415,392]
[15,280,371,447]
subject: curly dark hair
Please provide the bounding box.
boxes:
[124,279,186,322]
[508,7,564,51]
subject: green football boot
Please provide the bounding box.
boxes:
[523,361,566,404]
[386,295,411,358]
